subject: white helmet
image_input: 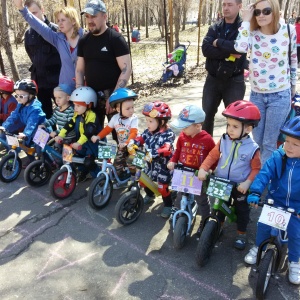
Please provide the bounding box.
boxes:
[70,87,97,107]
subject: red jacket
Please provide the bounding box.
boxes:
[296,23,300,44]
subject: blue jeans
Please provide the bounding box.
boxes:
[202,74,246,136]
[250,89,291,166]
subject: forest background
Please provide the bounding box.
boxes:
[0,0,299,97]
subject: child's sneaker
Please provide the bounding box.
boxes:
[234,233,247,250]
[118,171,131,181]
[143,194,155,204]
[160,206,172,219]
[113,181,128,190]
[77,170,90,182]
[288,261,300,285]
[244,246,258,265]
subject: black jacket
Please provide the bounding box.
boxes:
[202,15,247,78]
[25,16,61,89]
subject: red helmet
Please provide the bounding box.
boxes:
[142,101,172,120]
[0,75,14,93]
[222,100,261,127]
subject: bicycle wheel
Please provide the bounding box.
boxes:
[115,191,144,225]
[24,160,52,187]
[0,153,22,182]
[173,216,188,249]
[256,249,276,300]
[195,220,218,267]
[49,168,76,199]
[88,174,113,210]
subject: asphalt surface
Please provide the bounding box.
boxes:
[0,77,300,300]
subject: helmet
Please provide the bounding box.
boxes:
[14,79,38,95]
[222,100,260,127]
[0,75,14,93]
[142,101,172,120]
[70,87,97,107]
[109,88,137,108]
[280,116,300,140]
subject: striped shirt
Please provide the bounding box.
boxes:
[43,105,75,139]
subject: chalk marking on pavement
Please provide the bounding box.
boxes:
[110,271,127,296]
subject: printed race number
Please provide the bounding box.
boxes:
[258,205,291,231]
[33,128,50,149]
[171,169,202,195]
[206,177,234,201]
[98,145,117,159]
[132,150,146,168]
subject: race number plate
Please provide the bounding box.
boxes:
[33,128,50,149]
[62,144,73,163]
[258,205,291,231]
[98,145,117,159]
[132,150,145,168]
[171,169,202,195]
[6,135,19,147]
[206,177,234,201]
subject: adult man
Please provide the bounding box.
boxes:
[24,0,61,119]
[76,0,131,135]
[201,0,246,136]
[288,11,297,25]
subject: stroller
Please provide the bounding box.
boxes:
[160,41,191,85]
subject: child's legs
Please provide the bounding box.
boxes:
[232,191,250,233]
[255,222,272,246]
[287,216,300,262]
[158,182,172,207]
[113,149,127,176]
[198,193,211,220]
[144,187,155,197]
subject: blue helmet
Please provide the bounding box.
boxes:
[109,88,137,108]
[280,116,300,140]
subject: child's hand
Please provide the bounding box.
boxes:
[91,135,100,143]
[145,151,152,163]
[167,162,175,170]
[38,124,45,129]
[55,136,63,144]
[50,132,57,138]
[17,132,26,139]
[197,168,208,181]
[72,142,82,150]
[127,143,137,155]
[247,193,260,208]
[119,143,126,149]
[237,180,251,194]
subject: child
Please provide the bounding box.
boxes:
[167,105,216,233]
[246,116,300,285]
[198,100,261,250]
[91,88,138,187]
[39,84,75,142]
[1,79,46,165]
[132,101,175,218]
[55,86,101,182]
[0,75,17,125]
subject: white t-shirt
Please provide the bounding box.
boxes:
[108,113,138,144]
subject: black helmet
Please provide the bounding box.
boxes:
[280,116,300,140]
[14,79,38,95]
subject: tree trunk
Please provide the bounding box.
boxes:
[145,2,149,38]
[0,49,5,75]
[1,0,19,80]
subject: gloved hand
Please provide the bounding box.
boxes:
[127,140,138,155]
[157,143,172,157]
[145,151,152,163]
[247,193,260,205]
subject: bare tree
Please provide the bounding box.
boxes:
[1,0,19,80]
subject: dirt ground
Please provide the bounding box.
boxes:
[2,24,207,105]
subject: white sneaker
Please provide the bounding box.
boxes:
[288,261,300,285]
[244,246,258,265]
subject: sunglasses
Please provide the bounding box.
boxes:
[14,94,29,99]
[253,7,272,16]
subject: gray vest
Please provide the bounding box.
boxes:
[215,134,259,183]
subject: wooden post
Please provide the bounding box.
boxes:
[168,0,173,53]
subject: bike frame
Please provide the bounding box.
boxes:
[172,192,198,235]
[60,156,85,184]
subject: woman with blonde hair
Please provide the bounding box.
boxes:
[14,0,84,89]
[234,0,297,166]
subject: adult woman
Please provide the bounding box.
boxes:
[14,0,84,89]
[234,0,297,166]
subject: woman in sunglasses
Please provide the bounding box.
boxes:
[234,0,297,166]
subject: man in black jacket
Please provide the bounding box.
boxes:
[24,0,61,119]
[202,0,246,136]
